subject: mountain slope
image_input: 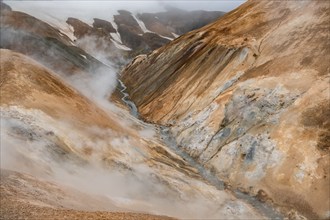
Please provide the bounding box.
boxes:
[0,50,122,130]
[1,49,268,219]
[121,0,330,218]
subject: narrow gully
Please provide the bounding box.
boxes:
[117,79,139,118]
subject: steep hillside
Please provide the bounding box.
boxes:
[121,0,330,218]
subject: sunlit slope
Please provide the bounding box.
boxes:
[0,49,126,133]
[121,0,330,218]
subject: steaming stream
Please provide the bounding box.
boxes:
[117,79,139,118]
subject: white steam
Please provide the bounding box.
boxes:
[68,66,117,105]
[0,106,259,219]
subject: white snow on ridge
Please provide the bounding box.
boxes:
[172,32,180,38]
[80,54,87,59]
[42,17,77,42]
[109,20,124,44]
[53,20,77,42]
[109,21,132,51]
[132,14,150,33]
[110,32,123,44]
[160,35,174,41]
[132,14,175,40]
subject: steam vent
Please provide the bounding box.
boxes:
[1,0,329,219]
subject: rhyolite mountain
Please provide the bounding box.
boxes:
[1,0,329,219]
[121,0,330,219]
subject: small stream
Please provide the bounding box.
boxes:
[159,126,225,190]
[118,80,283,220]
[117,79,139,118]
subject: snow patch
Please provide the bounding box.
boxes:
[131,14,150,33]
[110,32,122,44]
[47,18,77,42]
[132,14,174,40]
[159,35,174,41]
[111,39,132,51]
[172,32,180,38]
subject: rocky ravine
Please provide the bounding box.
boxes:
[1,0,329,219]
[122,0,330,219]
[0,48,270,219]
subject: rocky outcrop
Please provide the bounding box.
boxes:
[93,18,116,33]
[117,24,147,51]
[66,17,113,39]
[66,17,95,38]
[114,10,143,35]
[121,0,330,218]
